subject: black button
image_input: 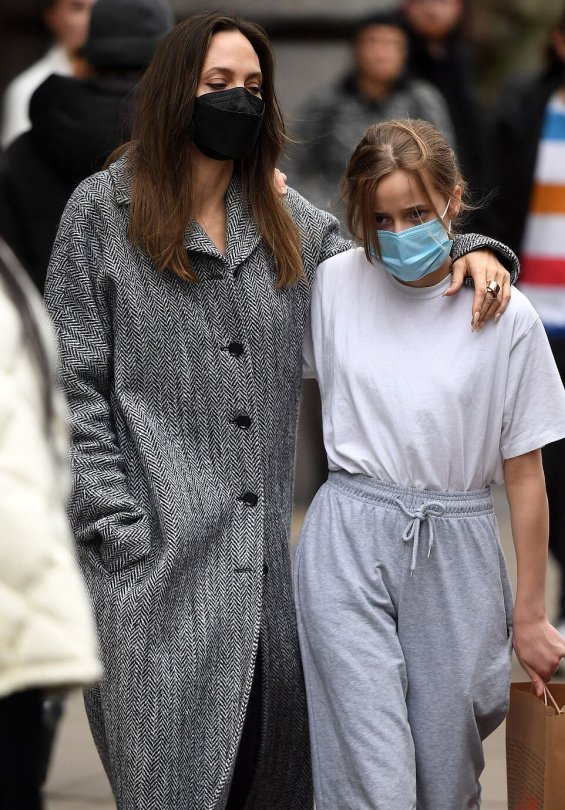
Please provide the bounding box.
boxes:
[228,342,244,357]
[233,413,252,430]
[240,492,258,507]
[263,563,269,575]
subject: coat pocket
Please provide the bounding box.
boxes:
[92,511,152,574]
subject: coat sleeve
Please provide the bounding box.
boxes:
[44,190,151,573]
[451,233,520,286]
[285,187,351,281]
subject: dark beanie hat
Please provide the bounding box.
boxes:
[84,0,175,70]
[355,10,409,37]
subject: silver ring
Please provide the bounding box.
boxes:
[486,281,501,298]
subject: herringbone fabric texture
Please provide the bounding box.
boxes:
[44,157,346,810]
[44,154,518,810]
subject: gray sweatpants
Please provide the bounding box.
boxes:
[294,472,513,810]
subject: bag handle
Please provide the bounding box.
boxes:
[542,685,565,714]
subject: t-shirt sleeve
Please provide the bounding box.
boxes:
[501,317,565,459]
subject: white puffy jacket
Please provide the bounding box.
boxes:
[0,247,101,699]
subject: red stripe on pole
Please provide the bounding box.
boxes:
[520,256,565,285]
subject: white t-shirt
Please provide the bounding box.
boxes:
[1,46,72,148]
[303,247,565,491]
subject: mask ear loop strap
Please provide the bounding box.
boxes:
[427,198,453,248]
[442,198,452,236]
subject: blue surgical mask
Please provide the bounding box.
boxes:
[375,201,453,282]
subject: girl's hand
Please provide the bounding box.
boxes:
[513,617,565,697]
[445,249,511,330]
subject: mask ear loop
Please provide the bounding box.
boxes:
[442,198,452,230]
[427,198,453,248]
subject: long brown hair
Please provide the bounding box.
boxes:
[342,119,468,264]
[117,12,303,287]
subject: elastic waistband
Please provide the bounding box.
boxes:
[327,471,493,516]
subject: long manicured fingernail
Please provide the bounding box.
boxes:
[494,312,501,322]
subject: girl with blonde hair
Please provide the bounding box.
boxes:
[296,118,565,809]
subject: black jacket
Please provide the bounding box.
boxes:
[407,29,485,191]
[0,73,138,291]
[486,65,565,255]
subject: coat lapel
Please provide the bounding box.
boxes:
[108,157,262,269]
[184,175,261,268]
[108,154,131,205]
[222,175,262,268]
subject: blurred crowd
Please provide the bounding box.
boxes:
[1,0,565,805]
[1,1,565,288]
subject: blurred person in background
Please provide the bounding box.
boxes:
[291,10,455,221]
[487,7,565,639]
[1,0,96,148]
[44,10,519,810]
[401,0,485,195]
[472,0,564,99]
[0,0,174,293]
[0,238,101,810]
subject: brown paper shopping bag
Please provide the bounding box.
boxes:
[506,682,565,809]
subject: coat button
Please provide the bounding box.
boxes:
[240,492,258,507]
[228,342,244,357]
[233,413,252,430]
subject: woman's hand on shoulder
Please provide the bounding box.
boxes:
[513,616,565,697]
[445,249,511,331]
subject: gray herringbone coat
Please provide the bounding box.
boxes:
[45,157,346,810]
[44,156,517,810]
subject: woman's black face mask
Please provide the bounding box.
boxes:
[192,87,265,161]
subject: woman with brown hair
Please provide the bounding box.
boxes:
[44,12,517,810]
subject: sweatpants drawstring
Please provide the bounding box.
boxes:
[394,499,447,577]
